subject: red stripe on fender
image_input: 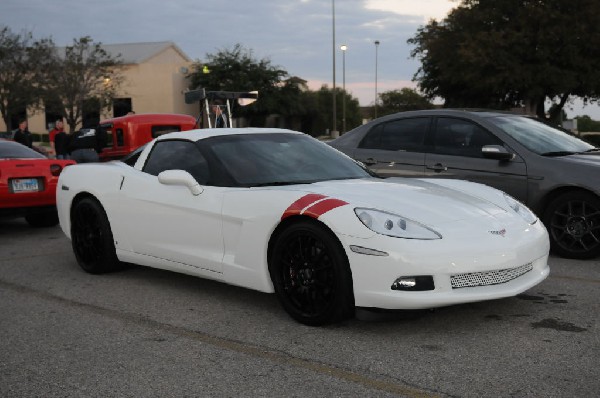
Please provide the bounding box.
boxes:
[281,194,327,220]
[303,198,348,219]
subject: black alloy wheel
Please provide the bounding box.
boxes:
[70,197,121,273]
[269,220,354,326]
[544,191,600,259]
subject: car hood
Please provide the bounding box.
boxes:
[558,152,600,167]
[281,178,507,226]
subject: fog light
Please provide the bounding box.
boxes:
[391,276,434,291]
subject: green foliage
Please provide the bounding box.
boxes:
[576,115,600,132]
[0,28,123,132]
[0,26,55,130]
[188,44,287,125]
[408,0,600,119]
[188,44,362,135]
[378,88,434,116]
[303,85,362,137]
[189,43,285,93]
[43,36,123,132]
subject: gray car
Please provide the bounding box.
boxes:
[330,109,600,259]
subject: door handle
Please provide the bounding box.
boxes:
[428,163,447,172]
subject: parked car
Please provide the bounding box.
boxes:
[0,139,75,227]
[330,109,600,259]
[56,128,549,325]
[97,113,197,161]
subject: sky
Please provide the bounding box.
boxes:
[2,0,600,119]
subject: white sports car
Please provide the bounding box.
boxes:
[57,128,550,325]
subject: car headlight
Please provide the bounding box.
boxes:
[354,208,442,239]
[504,193,537,224]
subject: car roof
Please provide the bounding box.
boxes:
[99,113,196,125]
[157,127,304,142]
[371,108,522,120]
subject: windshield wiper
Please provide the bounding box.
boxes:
[540,151,577,157]
[580,148,600,153]
[250,181,315,187]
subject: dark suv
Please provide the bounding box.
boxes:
[330,109,600,259]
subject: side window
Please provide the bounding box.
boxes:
[359,118,429,151]
[99,124,113,148]
[116,129,124,146]
[359,124,383,149]
[143,140,210,184]
[121,145,146,167]
[433,118,502,157]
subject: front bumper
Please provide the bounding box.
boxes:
[338,220,550,310]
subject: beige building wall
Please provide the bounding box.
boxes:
[1,43,197,137]
[106,47,197,119]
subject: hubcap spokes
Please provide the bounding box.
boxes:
[73,205,103,263]
[551,200,600,253]
[281,234,335,317]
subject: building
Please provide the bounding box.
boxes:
[0,41,197,137]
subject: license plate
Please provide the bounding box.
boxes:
[11,178,39,193]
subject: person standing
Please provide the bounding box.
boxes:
[69,127,100,163]
[12,119,33,148]
[49,119,70,159]
[212,104,228,128]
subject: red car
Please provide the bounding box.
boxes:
[0,140,75,227]
[98,113,198,161]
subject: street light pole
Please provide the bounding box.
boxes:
[340,44,347,133]
[332,0,338,137]
[374,40,380,119]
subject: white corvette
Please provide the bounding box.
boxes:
[57,128,549,325]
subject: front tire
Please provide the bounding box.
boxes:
[70,197,121,273]
[269,220,354,326]
[543,191,600,259]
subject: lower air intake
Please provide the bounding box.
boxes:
[451,263,533,289]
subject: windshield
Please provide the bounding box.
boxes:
[0,141,45,159]
[491,116,594,155]
[202,133,371,186]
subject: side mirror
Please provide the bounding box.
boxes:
[158,170,203,196]
[481,145,514,161]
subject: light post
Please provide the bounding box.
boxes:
[374,40,380,118]
[340,44,347,133]
[331,0,338,137]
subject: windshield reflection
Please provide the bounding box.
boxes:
[204,133,370,187]
[491,116,594,155]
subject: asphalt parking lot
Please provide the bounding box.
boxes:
[0,218,598,397]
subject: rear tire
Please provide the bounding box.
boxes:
[70,197,122,273]
[543,191,600,259]
[269,220,354,326]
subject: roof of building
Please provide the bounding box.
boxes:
[101,41,191,64]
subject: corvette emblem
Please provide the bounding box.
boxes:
[489,228,507,237]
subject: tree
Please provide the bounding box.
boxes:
[0,26,55,131]
[576,115,600,133]
[188,44,362,135]
[408,0,600,119]
[43,36,123,132]
[309,86,362,136]
[378,88,433,116]
[188,44,288,126]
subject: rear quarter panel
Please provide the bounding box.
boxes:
[57,162,132,243]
